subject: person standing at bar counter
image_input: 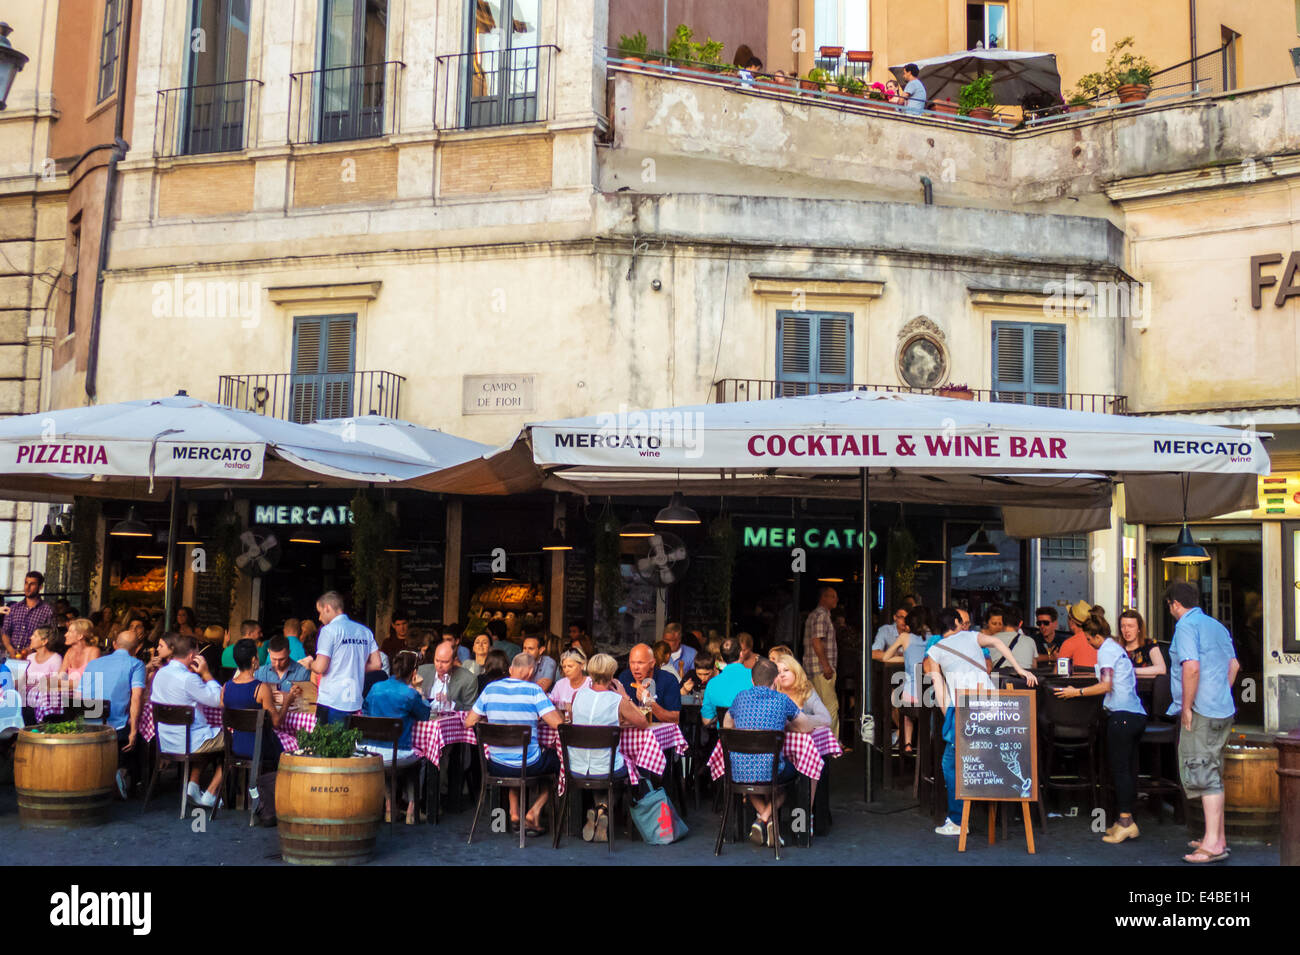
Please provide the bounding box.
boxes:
[802,586,840,737]
[1058,601,1099,668]
[1164,581,1239,864]
[1052,610,1146,844]
[309,591,382,724]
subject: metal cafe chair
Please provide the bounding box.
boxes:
[468,722,558,849]
[553,723,629,854]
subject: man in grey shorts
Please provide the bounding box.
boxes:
[1165,581,1239,864]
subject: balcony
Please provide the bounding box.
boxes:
[218,370,405,423]
[288,61,404,145]
[713,379,1128,414]
[155,79,263,157]
[435,45,559,131]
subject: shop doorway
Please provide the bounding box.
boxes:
[945,521,1026,624]
[1148,524,1263,725]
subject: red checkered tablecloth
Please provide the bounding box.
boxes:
[139,701,227,742]
[708,727,844,782]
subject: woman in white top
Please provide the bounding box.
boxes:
[549,648,591,710]
[569,653,648,842]
[925,608,1038,837]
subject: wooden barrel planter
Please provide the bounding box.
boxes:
[1188,735,1279,842]
[276,753,385,866]
[12,725,118,828]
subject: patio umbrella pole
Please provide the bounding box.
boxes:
[164,478,181,629]
[861,467,876,803]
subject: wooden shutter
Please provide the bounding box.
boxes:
[776,311,853,396]
[992,322,1065,407]
[291,315,355,422]
[1030,325,1065,407]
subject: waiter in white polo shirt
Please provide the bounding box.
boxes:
[309,590,382,724]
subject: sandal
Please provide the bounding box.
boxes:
[509,818,521,833]
[1182,848,1229,864]
[1187,840,1231,854]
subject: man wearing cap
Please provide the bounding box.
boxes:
[1058,600,1098,668]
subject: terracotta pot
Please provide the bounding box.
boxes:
[819,46,844,59]
[967,106,994,120]
[930,101,959,115]
[1116,83,1150,103]
[1067,103,1091,113]
[937,388,975,400]
[799,79,820,92]
[620,55,644,70]
[846,50,873,64]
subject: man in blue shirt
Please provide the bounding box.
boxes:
[701,637,753,724]
[617,643,681,723]
[724,658,816,847]
[901,63,927,113]
[80,630,146,798]
[1165,581,1239,864]
[255,635,312,692]
[466,653,563,836]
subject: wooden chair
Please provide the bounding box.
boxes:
[678,704,714,811]
[467,723,557,849]
[715,728,789,861]
[143,703,221,819]
[221,707,268,826]
[347,714,424,833]
[42,700,111,724]
[553,724,628,853]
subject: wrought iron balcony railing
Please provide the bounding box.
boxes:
[218,370,405,424]
[435,45,558,131]
[712,379,1129,414]
[288,60,404,145]
[155,79,263,157]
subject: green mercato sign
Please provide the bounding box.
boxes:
[739,524,877,551]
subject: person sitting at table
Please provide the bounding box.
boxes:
[197,624,226,681]
[254,635,312,695]
[417,640,478,712]
[381,609,411,660]
[724,658,817,849]
[1059,601,1101,669]
[653,640,675,676]
[222,638,298,766]
[58,618,101,685]
[549,648,590,711]
[925,608,1038,837]
[738,632,759,669]
[221,621,261,673]
[362,650,432,825]
[1052,609,1147,844]
[439,624,471,663]
[488,618,522,662]
[22,626,63,708]
[1033,606,1066,660]
[873,607,910,658]
[466,652,564,837]
[618,643,682,723]
[299,619,318,658]
[882,608,928,752]
[570,652,648,842]
[465,632,492,678]
[477,649,510,693]
[701,637,753,725]
[772,652,832,730]
[990,605,1038,673]
[1119,609,1166,677]
[521,632,557,693]
[144,632,176,696]
[662,622,696,680]
[267,619,309,666]
[81,628,146,798]
[680,651,715,698]
[767,644,793,662]
[151,633,224,808]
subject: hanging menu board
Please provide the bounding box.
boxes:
[954,689,1038,802]
[397,548,444,631]
[193,570,229,630]
[562,549,591,630]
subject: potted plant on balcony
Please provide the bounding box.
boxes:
[819,45,845,61]
[957,73,995,120]
[666,24,694,72]
[837,74,865,98]
[846,50,874,67]
[930,97,959,115]
[936,382,975,400]
[1066,86,1094,113]
[802,67,833,93]
[1100,36,1153,103]
[864,81,891,108]
[616,31,649,70]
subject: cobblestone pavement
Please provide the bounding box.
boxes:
[0,751,1278,866]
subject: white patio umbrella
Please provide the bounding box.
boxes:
[308,415,493,470]
[889,49,1062,106]
[437,390,1269,799]
[0,392,442,624]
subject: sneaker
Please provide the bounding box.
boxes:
[582,809,597,842]
[186,781,203,805]
[934,819,962,836]
[194,789,217,809]
[749,821,765,846]
[115,769,130,801]
[766,821,785,847]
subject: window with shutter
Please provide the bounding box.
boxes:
[776,311,853,397]
[992,321,1065,407]
[291,315,356,423]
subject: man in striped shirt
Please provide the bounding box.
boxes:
[466,653,563,836]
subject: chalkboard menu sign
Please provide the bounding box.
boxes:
[562,549,590,630]
[954,689,1038,802]
[193,570,229,630]
[397,547,444,631]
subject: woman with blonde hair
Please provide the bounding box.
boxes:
[58,618,102,684]
[570,652,647,842]
[300,619,319,656]
[771,652,832,729]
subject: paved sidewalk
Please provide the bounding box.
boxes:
[0,751,1278,866]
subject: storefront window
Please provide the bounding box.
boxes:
[947,521,1022,623]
